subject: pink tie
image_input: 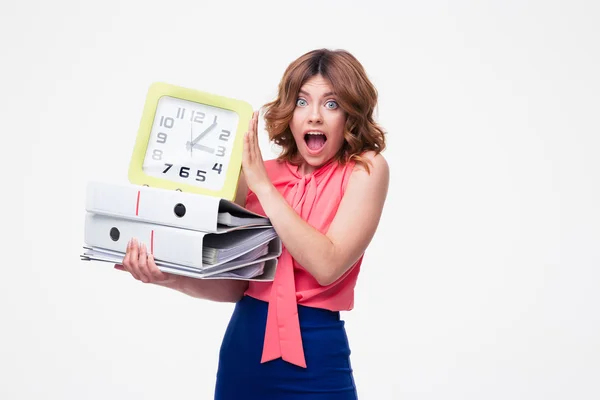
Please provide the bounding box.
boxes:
[260,173,321,368]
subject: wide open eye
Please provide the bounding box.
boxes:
[296,98,308,107]
[325,100,338,110]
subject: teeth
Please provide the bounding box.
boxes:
[306,131,325,135]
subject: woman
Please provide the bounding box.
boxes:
[118,48,389,399]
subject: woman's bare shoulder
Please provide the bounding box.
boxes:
[353,150,389,175]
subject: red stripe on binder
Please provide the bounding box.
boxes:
[150,230,154,254]
[136,191,140,216]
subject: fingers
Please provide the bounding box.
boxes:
[139,244,168,283]
[122,239,138,280]
[247,110,258,135]
[247,110,254,132]
[245,112,254,151]
[121,238,145,282]
[147,253,169,282]
[137,243,151,283]
[120,238,169,284]
[244,111,261,162]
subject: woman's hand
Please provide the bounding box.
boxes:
[114,238,179,286]
[242,111,273,198]
[114,238,248,302]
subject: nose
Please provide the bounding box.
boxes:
[308,104,322,124]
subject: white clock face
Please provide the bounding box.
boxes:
[142,96,240,191]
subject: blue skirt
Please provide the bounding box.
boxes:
[214,295,358,399]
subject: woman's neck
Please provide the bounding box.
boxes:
[297,163,317,176]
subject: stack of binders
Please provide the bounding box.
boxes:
[80,182,281,281]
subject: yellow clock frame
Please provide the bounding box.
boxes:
[128,82,253,201]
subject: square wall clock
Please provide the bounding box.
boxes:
[128,82,253,201]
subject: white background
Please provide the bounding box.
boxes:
[1,0,599,399]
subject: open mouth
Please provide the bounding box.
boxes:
[304,131,327,151]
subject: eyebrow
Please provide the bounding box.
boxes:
[298,90,336,98]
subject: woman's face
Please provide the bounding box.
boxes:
[289,74,346,174]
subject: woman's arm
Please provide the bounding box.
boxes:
[156,271,249,303]
[253,152,389,286]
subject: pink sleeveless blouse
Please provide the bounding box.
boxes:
[243,158,363,368]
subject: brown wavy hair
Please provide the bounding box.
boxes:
[262,48,386,172]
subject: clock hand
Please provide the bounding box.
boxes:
[190,121,193,157]
[186,138,217,153]
[189,143,215,153]
[189,115,218,147]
